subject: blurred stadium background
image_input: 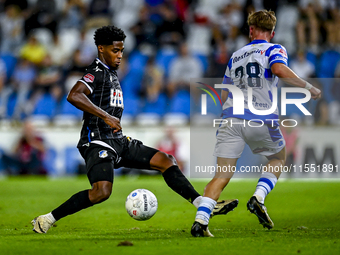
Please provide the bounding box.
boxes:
[0,0,339,177]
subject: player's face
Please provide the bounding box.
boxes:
[99,41,124,70]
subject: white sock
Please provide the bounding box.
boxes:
[192,196,202,208]
[45,212,56,223]
[253,172,277,203]
[195,197,217,225]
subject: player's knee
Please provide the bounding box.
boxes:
[167,154,177,165]
[92,188,111,204]
[267,147,286,162]
[159,152,177,169]
[89,183,112,204]
[150,151,177,172]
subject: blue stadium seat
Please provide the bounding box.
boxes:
[205,93,223,116]
[121,69,144,97]
[64,147,83,174]
[317,50,340,78]
[123,96,142,117]
[306,51,317,70]
[128,50,149,72]
[143,93,168,116]
[43,148,57,175]
[194,54,209,73]
[6,94,17,118]
[56,95,82,118]
[32,93,57,118]
[1,54,17,79]
[155,49,178,77]
[169,90,190,116]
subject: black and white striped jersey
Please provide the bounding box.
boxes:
[77,58,124,145]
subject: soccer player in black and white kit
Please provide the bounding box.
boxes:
[31,26,237,234]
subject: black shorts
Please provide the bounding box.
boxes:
[78,136,159,184]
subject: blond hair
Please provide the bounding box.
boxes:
[247,10,276,32]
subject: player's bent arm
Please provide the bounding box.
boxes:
[271,63,321,99]
[67,81,122,132]
[221,90,229,103]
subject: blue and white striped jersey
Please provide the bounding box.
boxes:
[222,39,288,124]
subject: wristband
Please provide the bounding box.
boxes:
[305,82,313,90]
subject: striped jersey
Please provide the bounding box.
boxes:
[222,39,288,124]
[77,58,124,146]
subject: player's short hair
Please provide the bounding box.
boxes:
[94,25,126,46]
[247,10,276,32]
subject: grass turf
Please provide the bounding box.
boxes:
[0,175,339,255]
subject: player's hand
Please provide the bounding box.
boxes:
[310,87,321,100]
[104,115,122,133]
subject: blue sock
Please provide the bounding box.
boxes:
[253,172,277,203]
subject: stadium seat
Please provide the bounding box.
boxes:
[64,147,83,175]
[306,51,317,70]
[123,96,141,117]
[142,93,168,116]
[194,54,209,73]
[168,90,190,116]
[43,147,57,176]
[155,48,178,77]
[1,54,17,79]
[128,50,149,72]
[317,50,340,78]
[120,69,144,97]
[6,94,18,119]
[32,93,57,117]
[29,94,57,126]
[56,95,82,116]
[54,95,82,126]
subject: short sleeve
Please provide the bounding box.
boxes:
[267,44,288,68]
[78,69,102,94]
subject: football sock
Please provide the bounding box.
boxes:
[51,190,93,221]
[45,212,56,224]
[253,172,278,203]
[162,165,201,204]
[193,196,202,208]
[195,197,217,225]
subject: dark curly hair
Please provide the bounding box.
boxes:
[94,25,126,46]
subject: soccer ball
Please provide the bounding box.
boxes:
[125,189,158,221]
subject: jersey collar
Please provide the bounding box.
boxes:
[96,58,110,70]
[247,39,268,45]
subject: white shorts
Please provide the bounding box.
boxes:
[214,118,286,158]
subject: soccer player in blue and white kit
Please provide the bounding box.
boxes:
[191,10,321,237]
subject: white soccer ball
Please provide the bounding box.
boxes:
[125,189,158,221]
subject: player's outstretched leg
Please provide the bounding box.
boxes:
[32,180,112,233]
[150,152,202,206]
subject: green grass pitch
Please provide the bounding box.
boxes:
[0,175,339,255]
